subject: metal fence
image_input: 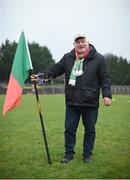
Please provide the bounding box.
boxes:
[0,84,130,95]
[111,85,130,94]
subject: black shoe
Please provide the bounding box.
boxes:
[60,157,73,164]
[83,155,93,163]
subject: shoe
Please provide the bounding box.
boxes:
[60,157,73,164]
[83,155,93,163]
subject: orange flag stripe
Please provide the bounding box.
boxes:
[2,74,22,115]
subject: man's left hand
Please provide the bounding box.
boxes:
[103,97,112,106]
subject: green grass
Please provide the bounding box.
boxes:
[0,94,130,179]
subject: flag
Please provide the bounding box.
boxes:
[2,32,33,115]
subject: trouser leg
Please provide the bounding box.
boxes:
[82,107,98,157]
[64,105,80,158]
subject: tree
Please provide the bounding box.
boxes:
[0,40,55,82]
[29,42,55,73]
[0,40,17,82]
[104,53,130,85]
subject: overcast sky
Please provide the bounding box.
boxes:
[0,0,130,62]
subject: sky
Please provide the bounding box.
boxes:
[0,0,130,62]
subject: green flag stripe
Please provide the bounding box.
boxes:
[12,32,32,88]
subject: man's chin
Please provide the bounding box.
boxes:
[77,49,86,54]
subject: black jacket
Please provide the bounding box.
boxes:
[45,44,112,107]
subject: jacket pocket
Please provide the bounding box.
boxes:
[81,87,97,101]
[65,85,75,101]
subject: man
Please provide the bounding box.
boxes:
[31,34,112,164]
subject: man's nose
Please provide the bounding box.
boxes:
[79,42,84,45]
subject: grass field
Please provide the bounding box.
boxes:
[0,94,130,179]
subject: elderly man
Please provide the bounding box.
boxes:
[31,34,112,164]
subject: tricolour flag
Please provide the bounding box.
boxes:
[2,32,33,115]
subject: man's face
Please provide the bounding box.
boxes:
[74,37,89,54]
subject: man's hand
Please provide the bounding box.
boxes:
[30,74,39,82]
[30,73,52,84]
[103,97,112,106]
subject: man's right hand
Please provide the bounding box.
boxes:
[30,73,52,84]
[30,74,39,82]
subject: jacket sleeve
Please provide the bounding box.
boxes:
[98,55,112,99]
[44,55,65,78]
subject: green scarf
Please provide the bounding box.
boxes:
[68,57,83,86]
[69,47,90,86]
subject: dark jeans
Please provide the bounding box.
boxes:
[64,105,98,158]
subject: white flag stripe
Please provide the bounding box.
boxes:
[25,33,33,70]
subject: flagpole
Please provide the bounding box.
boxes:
[33,81,52,164]
[28,70,52,164]
[25,34,52,164]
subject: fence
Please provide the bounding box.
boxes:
[0,84,130,95]
[111,85,130,94]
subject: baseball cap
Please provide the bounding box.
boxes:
[74,34,86,41]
